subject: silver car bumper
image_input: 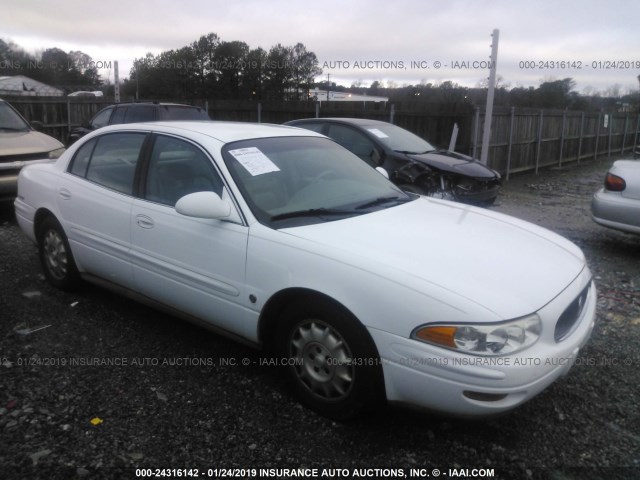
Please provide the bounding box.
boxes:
[591,188,640,234]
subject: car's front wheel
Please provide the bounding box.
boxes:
[276,299,384,420]
[37,216,80,291]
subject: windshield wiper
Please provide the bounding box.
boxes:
[270,208,360,221]
[394,149,435,155]
[355,196,409,210]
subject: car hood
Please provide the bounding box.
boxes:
[281,198,585,319]
[406,150,496,178]
[0,130,64,157]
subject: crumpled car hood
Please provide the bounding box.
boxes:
[407,150,497,178]
[282,197,585,320]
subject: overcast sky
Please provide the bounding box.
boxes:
[2,0,639,94]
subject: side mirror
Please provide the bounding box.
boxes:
[375,167,389,179]
[175,191,231,219]
[30,120,44,131]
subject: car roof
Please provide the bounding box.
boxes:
[287,117,390,127]
[96,102,206,111]
[97,121,323,143]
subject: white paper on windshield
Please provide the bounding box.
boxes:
[367,128,389,138]
[228,147,280,176]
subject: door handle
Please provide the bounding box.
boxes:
[135,214,154,229]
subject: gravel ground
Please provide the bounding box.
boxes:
[1,156,639,480]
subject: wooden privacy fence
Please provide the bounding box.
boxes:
[5,96,639,177]
[472,107,640,179]
[5,96,112,144]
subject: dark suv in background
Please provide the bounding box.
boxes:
[67,102,210,145]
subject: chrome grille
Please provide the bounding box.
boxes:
[0,152,50,163]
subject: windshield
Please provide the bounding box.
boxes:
[222,136,412,227]
[364,123,436,153]
[0,102,31,131]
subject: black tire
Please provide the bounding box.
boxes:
[275,298,384,420]
[37,216,80,291]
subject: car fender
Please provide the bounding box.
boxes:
[15,164,64,242]
[247,223,499,344]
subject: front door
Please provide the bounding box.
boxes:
[129,134,252,338]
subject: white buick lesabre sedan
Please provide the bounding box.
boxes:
[14,121,596,420]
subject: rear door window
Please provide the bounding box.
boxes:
[89,107,114,129]
[295,122,325,134]
[124,106,156,123]
[83,133,147,194]
[160,106,209,120]
[109,106,127,124]
[69,138,96,177]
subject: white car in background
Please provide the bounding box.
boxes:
[592,159,640,234]
[14,121,596,419]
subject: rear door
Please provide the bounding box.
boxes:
[58,131,148,287]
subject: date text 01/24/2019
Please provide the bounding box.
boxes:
[518,60,640,70]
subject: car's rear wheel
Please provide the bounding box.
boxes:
[38,217,79,291]
[276,299,384,420]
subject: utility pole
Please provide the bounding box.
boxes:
[114,60,120,104]
[480,29,499,165]
[637,74,640,113]
[135,60,139,101]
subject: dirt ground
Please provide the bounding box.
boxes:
[0,155,639,480]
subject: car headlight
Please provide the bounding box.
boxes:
[412,314,541,356]
[48,147,65,159]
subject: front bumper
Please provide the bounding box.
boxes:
[369,268,596,416]
[455,183,501,204]
[591,189,640,234]
[0,170,20,199]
